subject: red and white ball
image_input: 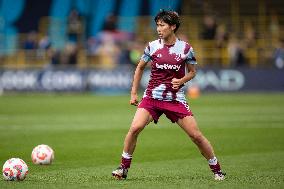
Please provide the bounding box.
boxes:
[2,158,28,181]
[31,144,54,165]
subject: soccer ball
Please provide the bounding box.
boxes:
[31,144,54,165]
[2,158,28,181]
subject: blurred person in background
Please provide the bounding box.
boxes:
[201,15,217,40]
[62,43,78,65]
[128,37,145,66]
[215,24,228,48]
[37,34,51,58]
[94,15,133,68]
[95,34,120,68]
[23,31,38,62]
[112,10,225,181]
[243,21,257,48]
[67,9,83,43]
[102,14,117,31]
[273,39,284,69]
[23,31,38,50]
[269,10,280,42]
[38,34,51,50]
[48,48,61,66]
[228,35,247,67]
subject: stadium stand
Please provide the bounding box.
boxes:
[0,0,283,69]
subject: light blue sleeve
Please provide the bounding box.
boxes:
[185,47,197,65]
[140,45,151,62]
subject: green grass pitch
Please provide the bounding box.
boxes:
[0,93,284,189]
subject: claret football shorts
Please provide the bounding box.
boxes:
[138,97,193,123]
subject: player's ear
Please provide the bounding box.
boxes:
[171,24,176,32]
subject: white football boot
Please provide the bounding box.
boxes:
[214,172,226,180]
[112,167,128,180]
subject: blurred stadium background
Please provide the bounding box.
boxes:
[1,1,284,188]
[0,0,283,93]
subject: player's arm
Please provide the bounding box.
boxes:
[171,64,196,89]
[130,60,148,106]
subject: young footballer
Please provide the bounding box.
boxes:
[112,10,225,181]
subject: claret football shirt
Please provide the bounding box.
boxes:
[141,38,197,102]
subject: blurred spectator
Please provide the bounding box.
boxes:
[67,9,83,43]
[62,43,78,65]
[269,10,280,41]
[23,31,38,50]
[89,15,134,68]
[87,37,99,55]
[117,41,132,65]
[45,43,78,67]
[87,15,118,56]
[38,35,51,50]
[215,24,228,48]
[201,15,217,40]
[95,34,120,68]
[23,31,38,63]
[243,21,256,48]
[37,34,51,58]
[48,48,61,66]
[228,35,247,67]
[102,14,117,31]
[128,37,145,65]
[273,39,284,69]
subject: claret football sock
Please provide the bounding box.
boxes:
[208,157,226,180]
[208,157,221,173]
[120,151,132,169]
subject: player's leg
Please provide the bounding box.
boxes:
[112,108,153,179]
[123,108,153,155]
[177,116,225,180]
[177,116,213,159]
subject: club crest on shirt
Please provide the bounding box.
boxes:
[174,54,181,61]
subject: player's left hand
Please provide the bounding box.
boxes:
[171,78,182,90]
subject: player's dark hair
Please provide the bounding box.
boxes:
[154,9,180,33]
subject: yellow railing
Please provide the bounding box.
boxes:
[0,39,277,69]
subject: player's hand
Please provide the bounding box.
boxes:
[171,78,183,90]
[130,93,139,106]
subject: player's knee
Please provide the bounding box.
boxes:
[129,123,144,136]
[189,132,204,144]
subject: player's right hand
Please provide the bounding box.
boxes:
[130,93,139,106]
[171,78,182,90]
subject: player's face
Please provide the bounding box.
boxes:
[156,20,175,39]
